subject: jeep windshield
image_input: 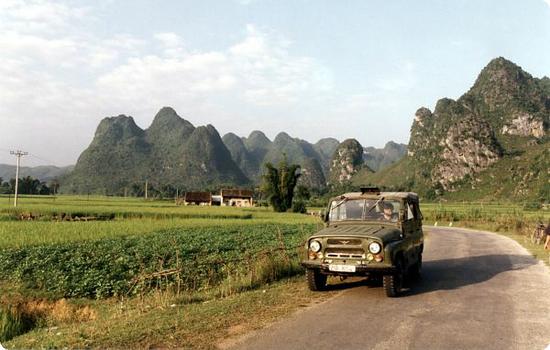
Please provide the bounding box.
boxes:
[328,198,401,222]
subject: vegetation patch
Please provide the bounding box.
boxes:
[0,224,315,299]
[0,305,35,342]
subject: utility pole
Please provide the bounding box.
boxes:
[145,180,148,200]
[10,150,28,207]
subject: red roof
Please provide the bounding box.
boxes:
[184,192,212,202]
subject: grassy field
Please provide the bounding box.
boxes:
[0,195,317,248]
[0,195,323,347]
[0,195,548,348]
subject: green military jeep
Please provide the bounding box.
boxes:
[301,187,424,297]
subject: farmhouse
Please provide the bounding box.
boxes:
[182,191,212,206]
[220,189,254,207]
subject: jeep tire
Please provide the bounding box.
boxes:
[306,268,327,291]
[383,259,403,297]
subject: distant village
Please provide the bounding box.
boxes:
[178,189,254,207]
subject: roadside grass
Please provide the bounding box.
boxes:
[420,204,550,266]
[0,305,34,343]
[4,276,338,349]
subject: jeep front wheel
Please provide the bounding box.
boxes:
[383,260,403,297]
[306,268,327,291]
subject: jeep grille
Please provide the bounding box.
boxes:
[325,248,365,259]
[327,239,362,245]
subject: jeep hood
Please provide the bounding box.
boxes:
[311,224,401,244]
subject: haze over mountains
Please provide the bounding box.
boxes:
[60,107,405,194]
[0,164,74,183]
[355,57,549,201]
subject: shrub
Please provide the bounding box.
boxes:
[291,201,307,214]
[522,202,542,211]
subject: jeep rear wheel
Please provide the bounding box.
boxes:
[383,259,403,297]
[306,268,327,291]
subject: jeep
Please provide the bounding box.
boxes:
[301,187,424,297]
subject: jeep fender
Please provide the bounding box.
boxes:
[383,240,404,265]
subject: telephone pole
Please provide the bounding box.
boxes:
[145,180,148,200]
[10,150,28,207]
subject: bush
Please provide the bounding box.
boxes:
[291,201,307,214]
[523,202,542,211]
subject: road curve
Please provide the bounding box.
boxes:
[231,227,550,350]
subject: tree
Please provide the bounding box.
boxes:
[19,176,41,194]
[0,178,8,194]
[5,176,52,195]
[49,179,60,195]
[295,185,311,201]
[262,157,301,212]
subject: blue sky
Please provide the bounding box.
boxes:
[1,0,549,166]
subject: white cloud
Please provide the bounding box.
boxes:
[0,31,79,65]
[0,0,89,33]
[97,24,332,108]
[0,3,334,165]
[545,0,550,8]
[154,32,183,48]
[154,32,186,57]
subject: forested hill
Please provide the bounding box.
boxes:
[353,57,550,202]
[60,107,406,195]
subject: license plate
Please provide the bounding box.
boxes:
[329,264,356,273]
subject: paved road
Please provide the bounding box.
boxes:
[231,227,550,350]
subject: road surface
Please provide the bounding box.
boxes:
[231,227,550,350]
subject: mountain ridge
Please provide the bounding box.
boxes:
[353,57,549,202]
[60,106,407,194]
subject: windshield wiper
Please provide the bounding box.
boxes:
[331,197,348,211]
[366,197,385,215]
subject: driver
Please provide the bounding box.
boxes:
[379,202,397,222]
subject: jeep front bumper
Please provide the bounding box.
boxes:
[301,261,397,274]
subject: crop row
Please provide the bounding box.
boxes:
[0,206,254,221]
[0,223,317,299]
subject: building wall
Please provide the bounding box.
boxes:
[222,197,253,207]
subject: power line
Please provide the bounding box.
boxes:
[27,152,57,165]
[10,150,28,207]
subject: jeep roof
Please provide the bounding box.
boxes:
[331,191,419,201]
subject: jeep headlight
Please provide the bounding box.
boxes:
[309,240,321,253]
[368,242,382,254]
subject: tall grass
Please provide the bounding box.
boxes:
[0,306,34,342]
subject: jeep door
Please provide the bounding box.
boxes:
[401,199,423,268]
[407,199,423,254]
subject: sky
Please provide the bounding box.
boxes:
[1,0,549,167]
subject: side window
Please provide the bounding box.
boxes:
[406,202,415,221]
